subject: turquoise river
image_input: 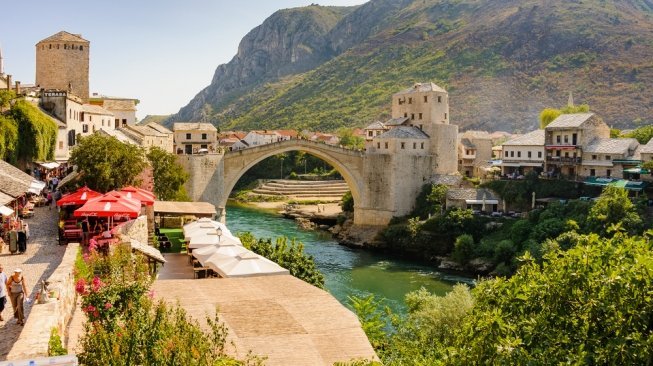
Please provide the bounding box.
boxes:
[226,203,472,313]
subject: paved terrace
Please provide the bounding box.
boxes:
[0,206,66,360]
[153,254,376,365]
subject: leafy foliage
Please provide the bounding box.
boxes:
[10,100,58,164]
[539,104,590,128]
[349,295,390,351]
[587,186,642,236]
[146,146,189,200]
[452,234,474,265]
[0,115,18,162]
[341,190,354,212]
[70,133,147,192]
[625,124,653,144]
[238,233,325,288]
[0,90,15,111]
[48,328,67,356]
[337,127,364,150]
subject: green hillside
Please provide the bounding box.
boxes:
[171,0,653,132]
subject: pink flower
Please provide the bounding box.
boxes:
[88,239,97,252]
[75,279,87,295]
[83,304,96,313]
[104,302,113,310]
[147,290,155,299]
[93,310,100,318]
[91,276,104,292]
[82,253,90,262]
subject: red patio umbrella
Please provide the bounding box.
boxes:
[119,186,155,205]
[74,193,141,219]
[57,187,102,206]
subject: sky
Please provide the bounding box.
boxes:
[0,0,367,120]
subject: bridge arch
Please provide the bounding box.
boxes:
[220,139,365,219]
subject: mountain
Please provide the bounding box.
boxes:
[166,0,653,132]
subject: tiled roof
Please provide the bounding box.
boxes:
[432,174,462,186]
[446,188,499,201]
[377,126,429,139]
[460,138,476,148]
[502,129,545,146]
[384,117,410,126]
[98,128,139,145]
[365,121,386,130]
[38,31,88,44]
[126,123,171,137]
[460,130,492,139]
[394,82,447,95]
[82,104,113,115]
[144,122,172,134]
[546,113,595,128]
[640,138,653,154]
[101,99,137,111]
[584,138,638,154]
[0,191,13,205]
[274,130,298,137]
[173,122,217,132]
[0,160,33,197]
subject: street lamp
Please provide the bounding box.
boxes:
[216,227,222,243]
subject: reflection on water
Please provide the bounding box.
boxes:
[226,202,472,313]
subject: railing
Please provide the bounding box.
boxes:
[546,156,582,164]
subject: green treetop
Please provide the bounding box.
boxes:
[539,104,590,129]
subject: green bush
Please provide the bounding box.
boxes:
[10,100,58,164]
[48,328,67,356]
[341,190,354,212]
[452,234,474,265]
[493,239,516,265]
[529,218,566,243]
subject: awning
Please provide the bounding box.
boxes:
[0,191,12,205]
[39,162,61,170]
[28,180,46,194]
[465,199,499,205]
[129,239,166,264]
[624,167,651,174]
[0,205,14,216]
[58,169,79,188]
[154,201,216,217]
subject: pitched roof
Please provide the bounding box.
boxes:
[546,113,595,128]
[0,191,13,205]
[274,129,298,137]
[446,188,499,201]
[502,129,545,146]
[384,117,410,126]
[38,31,88,44]
[394,82,447,95]
[98,128,140,145]
[144,122,172,134]
[460,138,476,148]
[365,121,386,130]
[0,160,33,197]
[101,99,138,111]
[126,123,171,137]
[173,122,217,132]
[377,126,429,140]
[640,138,653,154]
[584,138,638,154]
[82,104,113,115]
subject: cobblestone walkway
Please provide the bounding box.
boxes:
[0,206,67,360]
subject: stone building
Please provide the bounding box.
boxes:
[35,31,90,101]
[640,138,653,182]
[89,94,139,126]
[457,131,493,178]
[580,138,640,178]
[80,104,114,137]
[500,129,545,176]
[121,122,174,153]
[544,113,610,178]
[173,122,219,154]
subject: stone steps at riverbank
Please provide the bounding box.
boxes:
[252,179,349,199]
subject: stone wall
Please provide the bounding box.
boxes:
[36,41,90,101]
[116,215,148,245]
[6,243,80,360]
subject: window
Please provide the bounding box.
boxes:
[408,97,412,104]
[202,133,207,140]
[69,109,71,119]
[404,113,407,118]
[368,131,373,137]
[201,144,207,149]
[384,142,389,149]
[564,135,568,143]
[517,151,521,158]
[556,150,561,157]
[49,44,52,49]
[605,155,611,160]
[590,169,596,176]
[186,133,191,140]
[565,152,569,158]
[411,113,415,120]
[401,142,405,149]
[419,125,423,130]
[82,124,88,133]
[538,151,542,158]
[592,155,597,160]
[607,169,612,177]
[556,135,561,143]
[89,115,92,122]
[510,151,514,157]
[528,151,532,158]
[419,113,422,120]
[80,46,83,51]
[444,113,447,119]
[413,142,417,149]
[420,142,424,149]
[58,141,63,149]
[122,119,127,126]
[438,96,442,103]
[64,44,68,50]
[505,151,508,157]
[424,96,428,103]
[57,44,59,49]
[102,120,104,126]
[377,142,380,149]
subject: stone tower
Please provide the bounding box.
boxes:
[391,82,458,174]
[0,43,4,75]
[35,31,89,100]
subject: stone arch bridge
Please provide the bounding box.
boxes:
[178,139,438,228]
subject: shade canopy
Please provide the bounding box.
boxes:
[74,192,141,218]
[183,219,234,238]
[28,180,47,194]
[39,162,60,170]
[208,251,289,278]
[0,205,14,216]
[193,243,249,266]
[120,186,155,205]
[184,225,237,242]
[188,232,242,249]
[57,187,102,206]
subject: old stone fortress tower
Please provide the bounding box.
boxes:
[36,31,90,101]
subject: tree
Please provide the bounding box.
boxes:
[642,160,653,171]
[452,234,474,265]
[587,186,642,236]
[0,90,16,111]
[337,127,364,150]
[341,191,354,212]
[539,104,590,129]
[146,146,189,201]
[449,233,653,365]
[625,124,653,144]
[70,134,147,192]
[427,184,448,214]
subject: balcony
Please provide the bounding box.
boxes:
[546,156,582,164]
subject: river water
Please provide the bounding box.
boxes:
[226,203,471,314]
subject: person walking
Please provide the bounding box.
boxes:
[0,264,7,321]
[6,269,29,325]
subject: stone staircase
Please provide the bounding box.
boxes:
[252,179,349,200]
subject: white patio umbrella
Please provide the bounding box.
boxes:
[184,225,237,242]
[207,251,289,278]
[193,243,249,266]
[183,218,231,233]
[188,231,242,249]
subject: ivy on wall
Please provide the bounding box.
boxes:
[9,100,58,165]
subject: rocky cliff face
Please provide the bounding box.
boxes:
[167,0,653,131]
